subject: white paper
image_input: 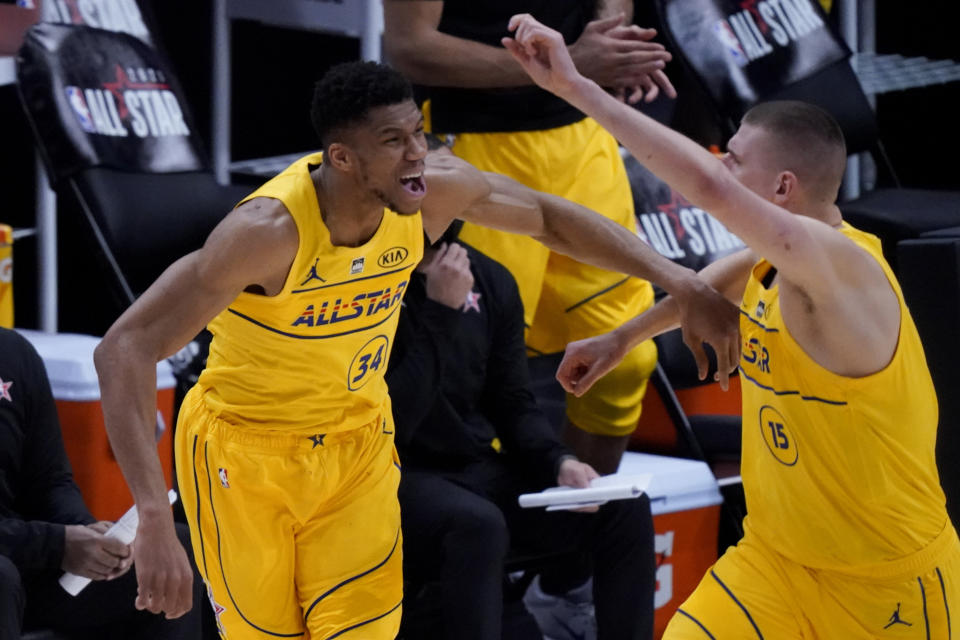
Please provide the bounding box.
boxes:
[59,489,178,596]
[518,474,652,511]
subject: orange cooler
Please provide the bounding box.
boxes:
[617,452,724,638]
[17,329,176,520]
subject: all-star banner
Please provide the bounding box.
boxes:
[659,0,849,117]
[625,152,745,298]
[42,0,152,45]
[17,23,206,183]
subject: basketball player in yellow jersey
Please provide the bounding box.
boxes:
[508,15,960,638]
[92,61,737,639]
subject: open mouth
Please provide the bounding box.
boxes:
[400,172,426,197]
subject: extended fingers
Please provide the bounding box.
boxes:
[609,24,659,42]
[651,68,678,99]
[685,334,710,381]
[585,13,625,34]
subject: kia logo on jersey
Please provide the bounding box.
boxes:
[377,246,409,269]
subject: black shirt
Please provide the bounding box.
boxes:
[0,329,94,573]
[387,244,571,487]
[426,0,593,133]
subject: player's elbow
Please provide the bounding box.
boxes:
[94,328,129,380]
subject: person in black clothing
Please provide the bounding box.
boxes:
[0,327,204,639]
[386,189,656,639]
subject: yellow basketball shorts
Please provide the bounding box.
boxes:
[664,524,960,639]
[439,116,657,436]
[175,387,403,640]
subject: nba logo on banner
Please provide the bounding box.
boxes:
[64,86,96,133]
[712,20,748,67]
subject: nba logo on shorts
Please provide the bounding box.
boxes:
[64,86,96,133]
[350,257,365,275]
[218,468,230,489]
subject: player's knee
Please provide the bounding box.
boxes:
[0,555,25,618]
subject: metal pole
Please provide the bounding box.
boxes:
[838,0,860,201]
[361,0,382,62]
[212,0,231,184]
[35,153,57,333]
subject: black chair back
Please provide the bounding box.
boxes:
[16,23,249,305]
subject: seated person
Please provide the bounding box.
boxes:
[386,187,656,640]
[0,327,205,639]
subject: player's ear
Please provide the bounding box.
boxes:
[325,142,353,172]
[773,170,798,205]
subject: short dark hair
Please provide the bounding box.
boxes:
[742,100,847,199]
[311,61,414,148]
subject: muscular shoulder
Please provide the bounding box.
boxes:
[421,153,492,239]
[196,196,299,292]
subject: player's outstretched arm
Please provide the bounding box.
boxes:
[501,15,874,303]
[558,248,756,396]
[93,198,297,619]
[422,152,740,387]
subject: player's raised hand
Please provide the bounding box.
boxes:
[556,331,627,397]
[673,280,741,390]
[502,14,583,97]
[133,516,194,619]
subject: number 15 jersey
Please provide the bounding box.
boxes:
[197,152,424,434]
[738,222,947,572]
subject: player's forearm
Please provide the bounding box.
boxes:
[558,78,817,277]
[613,297,680,353]
[94,334,172,521]
[386,28,533,88]
[533,190,700,299]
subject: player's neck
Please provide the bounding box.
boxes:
[313,164,385,247]
[790,202,843,229]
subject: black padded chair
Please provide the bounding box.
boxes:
[897,228,960,525]
[16,23,251,311]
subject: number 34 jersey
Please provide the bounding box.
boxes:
[738,223,947,572]
[198,152,424,434]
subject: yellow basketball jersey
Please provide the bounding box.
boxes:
[196,152,423,433]
[739,222,946,571]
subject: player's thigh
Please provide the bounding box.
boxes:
[177,396,305,638]
[297,421,404,640]
[664,540,808,640]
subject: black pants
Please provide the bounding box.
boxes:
[399,459,656,640]
[1,523,205,640]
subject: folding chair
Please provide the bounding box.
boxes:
[16,22,251,315]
